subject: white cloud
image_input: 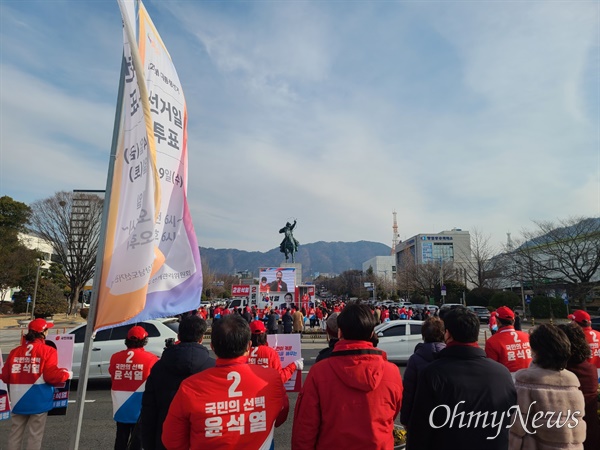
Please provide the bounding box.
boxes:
[1,0,598,254]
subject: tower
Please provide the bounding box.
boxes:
[391,210,400,255]
[506,232,513,251]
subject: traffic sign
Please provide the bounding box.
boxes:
[525,295,531,304]
[27,295,32,303]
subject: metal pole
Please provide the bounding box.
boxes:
[520,280,526,320]
[68,52,126,450]
[463,268,467,306]
[30,259,42,320]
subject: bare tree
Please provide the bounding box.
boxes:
[510,217,600,309]
[28,191,103,314]
[457,228,504,289]
[397,252,455,302]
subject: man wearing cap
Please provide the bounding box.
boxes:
[162,315,289,450]
[485,305,532,376]
[109,325,159,450]
[1,318,72,450]
[314,312,339,363]
[248,320,303,382]
[292,303,403,450]
[569,309,600,380]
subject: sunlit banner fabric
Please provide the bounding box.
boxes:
[96,0,202,330]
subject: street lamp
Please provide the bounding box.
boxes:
[378,270,389,299]
[30,257,42,320]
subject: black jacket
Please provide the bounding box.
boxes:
[407,345,516,450]
[267,312,279,331]
[141,342,216,450]
[282,312,293,333]
[400,341,446,425]
[315,338,339,363]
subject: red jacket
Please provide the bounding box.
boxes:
[485,326,532,373]
[248,345,298,383]
[292,340,403,450]
[162,356,289,450]
[109,347,158,423]
[1,338,70,414]
[582,326,600,370]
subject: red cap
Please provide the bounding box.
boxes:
[28,318,54,333]
[250,320,266,334]
[127,325,148,340]
[568,310,591,324]
[495,306,515,320]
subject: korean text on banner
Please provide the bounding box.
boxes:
[267,334,302,392]
[97,1,202,330]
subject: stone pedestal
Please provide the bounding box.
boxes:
[280,262,302,286]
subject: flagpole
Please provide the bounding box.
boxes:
[68,55,126,450]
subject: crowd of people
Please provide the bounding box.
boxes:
[197,300,439,337]
[2,303,600,449]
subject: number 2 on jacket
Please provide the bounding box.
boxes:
[228,371,242,398]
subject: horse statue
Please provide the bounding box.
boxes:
[279,220,299,263]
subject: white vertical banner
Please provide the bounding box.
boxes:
[0,351,10,420]
[47,334,75,415]
[137,3,202,317]
[96,0,202,330]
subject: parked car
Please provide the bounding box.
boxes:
[467,306,491,324]
[440,303,463,309]
[591,317,600,332]
[374,320,424,363]
[69,318,179,379]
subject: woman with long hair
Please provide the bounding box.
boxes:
[557,323,600,450]
[509,324,586,450]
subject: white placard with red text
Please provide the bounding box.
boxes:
[266,334,302,392]
[47,334,74,415]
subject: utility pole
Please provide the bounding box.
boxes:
[30,258,42,319]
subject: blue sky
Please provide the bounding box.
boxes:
[1,0,598,253]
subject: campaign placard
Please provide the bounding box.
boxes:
[46,334,74,416]
[231,285,251,297]
[266,333,302,392]
[0,351,10,421]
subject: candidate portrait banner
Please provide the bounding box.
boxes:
[259,268,296,293]
[96,0,202,330]
[267,334,302,392]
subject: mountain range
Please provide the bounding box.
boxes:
[200,241,392,278]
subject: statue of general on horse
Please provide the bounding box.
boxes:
[279,219,300,263]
